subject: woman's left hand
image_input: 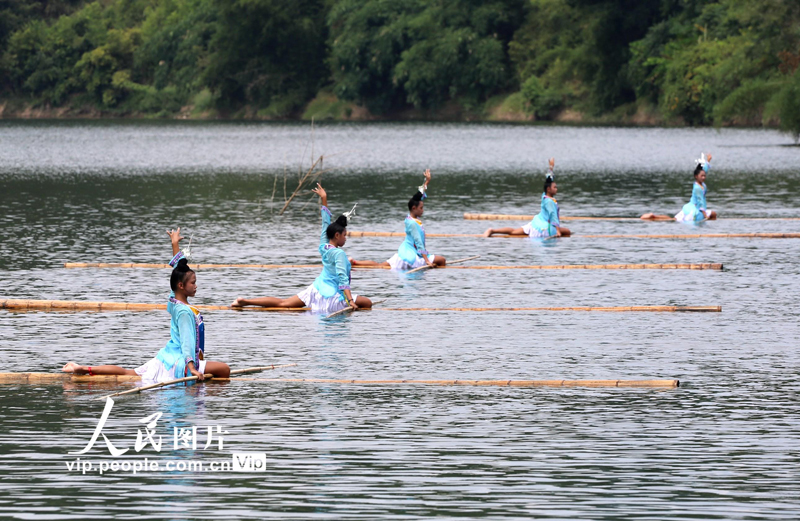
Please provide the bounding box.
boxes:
[167,227,184,245]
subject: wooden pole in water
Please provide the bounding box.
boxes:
[64,262,723,270]
[406,255,481,274]
[464,212,800,221]
[377,306,720,312]
[0,299,720,313]
[64,263,322,269]
[92,363,297,400]
[348,231,800,239]
[246,378,679,388]
[0,299,308,312]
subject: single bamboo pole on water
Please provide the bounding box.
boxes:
[0,300,720,313]
[92,364,297,400]
[245,378,679,388]
[349,231,800,239]
[0,299,309,312]
[463,212,800,221]
[64,262,723,270]
[380,304,688,311]
[406,255,481,275]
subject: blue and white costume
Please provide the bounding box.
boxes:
[135,253,206,383]
[675,155,713,222]
[522,193,561,238]
[387,186,436,270]
[297,206,359,313]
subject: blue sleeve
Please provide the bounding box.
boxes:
[407,220,427,255]
[546,199,560,227]
[333,250,350,290]
[696,184,707,210]
[319,206,332,252]
[177,310,196,366]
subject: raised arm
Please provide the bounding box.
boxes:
[312,184,331,249]
[167,228,184,257]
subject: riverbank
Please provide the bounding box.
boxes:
[0,91,770,128]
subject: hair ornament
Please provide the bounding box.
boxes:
[696,153,710,172]
[342,203,358,224]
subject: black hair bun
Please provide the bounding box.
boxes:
[175,257,190,270]
[411,191,424,201]
[335,215,348,227]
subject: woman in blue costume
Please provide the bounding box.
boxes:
[641,153,717,221]
[62,228,230,382]
[483,158,571,238]
[231,184,373,313]
[351,169,447,270]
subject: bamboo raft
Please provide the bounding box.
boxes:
[0,299,720,313]
[0,373,678,388]
[464,212,800,221]
[348,231,800,239]
[64,262,723,270]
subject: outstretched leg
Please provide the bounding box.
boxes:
[350,259,391,267]
[231,295,305,308]
[483,227,526,237]
[62,362,137,375]
[640,213,675,220]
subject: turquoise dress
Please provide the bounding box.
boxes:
[397,215,429,265]
[154,291,204,379]
[677,182,708,222]
[524,194,560,237]
[312,206,351,301]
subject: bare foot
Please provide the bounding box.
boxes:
[230,297,244,307]
[482,228,493,237]
[640,213,655,220]
[62,361,83,374]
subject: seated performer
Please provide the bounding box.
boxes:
[350,169,447,270]
[231,184,372,313]
[483,158,571,238]
[641,153,717,221]
[62,228,230,382]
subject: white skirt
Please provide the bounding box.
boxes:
[297,284,359,313]
[521,223,550,238]
[675,209,713,222]
[387,253,436,271]
[135,357,206,383]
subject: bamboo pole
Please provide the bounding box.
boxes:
[0,364,298,385]
[0,373,678,388]
[0,299,309,312]
[377,306,720,312]
[348,231,800,239]
[464,212,800,221]
[245,378,679,388]
[406,255,481,274]
[64,263,322,269]
[91,363,297,400]
[64,262,723,270]
[0,300,720,313]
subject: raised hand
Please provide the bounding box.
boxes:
[548,157,555,170]
[167,227,184,245]
[311,183,327,199]
[423,168,431,183]
[707,153,712,162]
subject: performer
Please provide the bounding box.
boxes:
[231,184,372,313]
[351,169,447,270]
[62,228,230,382]
[641,153,717,221]
[483,158,571,238]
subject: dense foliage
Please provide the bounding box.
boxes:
[1,0,798,137]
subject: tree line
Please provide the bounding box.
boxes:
[1,0,798,138]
